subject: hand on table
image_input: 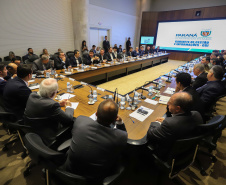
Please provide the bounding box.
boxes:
[155,117,165,123]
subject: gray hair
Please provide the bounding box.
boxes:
[39,78,58,98]
[194,63,205,73]
[41,55,49,61]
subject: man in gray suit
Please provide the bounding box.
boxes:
[64,99,128,182]
[32,55,52,74]
[147,92,202,160]
[24,78,74,145]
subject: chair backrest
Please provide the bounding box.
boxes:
[0,57,2,62]
[2,61,11,65]
[28,55,39,62]
[24,133,65,168]
[213,94,226,116]
[66,51,74,58]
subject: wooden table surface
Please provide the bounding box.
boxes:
[31,58,197,141]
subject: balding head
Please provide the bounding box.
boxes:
[193,63,205,76]
[168,92,193,114]
[7,63,18,75]
[39,78,58,98]
[96,99,118,126]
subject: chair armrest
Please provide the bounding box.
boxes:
[57,139,71,152]
[127,134,147,146]
[55,126,71,140]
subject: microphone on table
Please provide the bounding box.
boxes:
[140,81,151,100]
[86,84,93,98]
[113,88,119,106]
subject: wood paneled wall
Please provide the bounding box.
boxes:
[140,5,226,61]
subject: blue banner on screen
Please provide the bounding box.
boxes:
[155,19,226,53]
[140,36,154,45]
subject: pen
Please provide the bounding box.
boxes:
[129,117,135,124]
[152,96,156,100]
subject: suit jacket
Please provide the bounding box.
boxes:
[32,58,52,73]
[132,50,139,57]
[68,57,82,67]
[147,111,202,160]
[0,78,7,96]
[24,92,74,145]
[97,54,108,62]
[84,56,100,65]
[127,51,133,57]
[118,53,127,59]
[126,40,131,52]
[150,48,156,54]
[139,50,145,56]
[192,72,208,90]
[105,52,116,61]
[64,116,127,181]
[103,40,110,52]
[54,57,70,70]
[197,81,226,111]
[3,77,31,119]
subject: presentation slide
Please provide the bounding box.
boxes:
[140,36,154,45]
[155,19,226,53]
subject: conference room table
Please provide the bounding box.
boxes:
[30,57,198,142]
[55,53,170,83]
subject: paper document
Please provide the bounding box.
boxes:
[158,96,170,105]
[29,85,40,90]
[129,106,153,122]
[60,93,75,100]
[71,102,79,110]
[163,87,175,95]
[144,98,158,105]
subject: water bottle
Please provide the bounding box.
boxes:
[148,86,153,96]
[134,92,139,105]
[108,95,113,100]
[67,82,71,93]
[120,97,126,110]
[158,80,162,89]
[46,71,50,78]
[93,90,97,102]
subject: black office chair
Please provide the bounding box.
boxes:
[195,115,226,176]
[3,56,21,61]
[147,134,205,181]
[24,133,125,185]
[24,55,39,64]
[0,57,2,62]
[66,51,74,58]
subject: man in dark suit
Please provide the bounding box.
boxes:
[24,78,74,145]
[68,50,82,67]
[22,48,36,62]
[118,45,122,53]
[54,52,70,70]
[0,64,8,96]
[4,63,17,81]
[139,45,145,57]
[197,65,226,112]
[118,49,127,59]
[32,55,52,74]
[145,46,151,55]
[3,65,32,119]
[113,47,118,59]
[98,49,108,63]
[132,47,139,57]
[192,63,208,89]
[105,47,116,61]
[150,45,156,54]
[103,36,110,53]
[84,50,100,65]
[174,72,204,121]
[64,99,127,182]
[127,47,133,57]
[147,92,202,160]
[126,37,131,52]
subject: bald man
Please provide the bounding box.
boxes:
[24,78,74,145]
[147,92,202,159]
[65,99,128,183]
[4,63,17,80]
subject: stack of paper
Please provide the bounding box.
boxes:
[144,98,158,105]
[158,96,170,105]
[163,87,175,95]
[129,106,154,122]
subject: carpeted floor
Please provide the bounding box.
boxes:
[98,60,186,95]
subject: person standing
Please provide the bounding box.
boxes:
[103,36,110,53]
[126,37,131,52]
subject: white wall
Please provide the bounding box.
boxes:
[0,0,74,59]
[88,2,141,49]
[150,0,226,11]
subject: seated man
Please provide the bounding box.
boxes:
[147,92,202,160]
[197,65,226,112]
[84,50,100,65]
[11,58,21,66]
[0,64,8,96]
[64,99,127,182]
[5,51,16,61]
[127,47,133,57]
[4,63,17,81]
[98,49,108,63]
[3,65,32,119]
[192,63,208,89]
[32,55,52,74]
[139,46,145,57]
[118,45,122,53]
[150,45,156,54]
[22,48,35,62]
[68,50,82,67]
[96,47,100,54]
[118,49,127,59]
[113,47,118,59]
[24,78,74,145]
[132,47,139,57]
[105,47,116,61]
[174,72,204,120]
[92,45,96,53]
[200,56,211,72]
[54,52,70,70]
[145,46,151,55]
[156,46,161,53]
